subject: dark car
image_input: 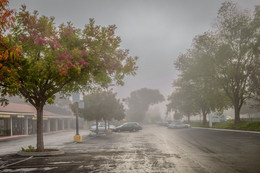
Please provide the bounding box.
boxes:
[114,122,142,132]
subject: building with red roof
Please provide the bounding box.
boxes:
[0,102,82,137]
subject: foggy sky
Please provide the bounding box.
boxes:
[9,0,259,103]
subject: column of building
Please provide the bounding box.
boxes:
[46,119,51,132]
[24,116,28,135]
[55,119,59,131]
[61,119,64,130]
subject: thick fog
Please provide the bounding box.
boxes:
[9,0,259,106]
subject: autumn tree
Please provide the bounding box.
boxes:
[0,6,137,151]
[125,88,164,122]
[44,93,72,115]
[80,90,125,134]
[0,0,17,61]
[0,0,21,104]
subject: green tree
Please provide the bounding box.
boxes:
[0,6,137,151]
[212,2,258,125]
[167,86,198,123]
[125,88,164,122]
[146,106,162,123]
[171,2,259,126]
[240,99,259,119]
[249,6,260,109]
[173,111,183,121]
[80,90,125,134]
[170,33,229,125]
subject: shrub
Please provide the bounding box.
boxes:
[213,121,260,131]
[189,122,209,128]
[190,120,260,132]
[21,145,36,152]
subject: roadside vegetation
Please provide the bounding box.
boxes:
[190,121,260,132]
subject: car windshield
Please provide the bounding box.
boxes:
[118,123,127,128]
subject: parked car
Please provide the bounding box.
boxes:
[156,121,169,126]
[90,124,116,133]
[212,114,232,123]
[167,122,190,129]
[114,122,142,132]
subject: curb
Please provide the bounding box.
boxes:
[17,150,65,157]
[0,135,29,141]
[192,127,260,134]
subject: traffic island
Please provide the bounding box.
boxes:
[17,149,65,157]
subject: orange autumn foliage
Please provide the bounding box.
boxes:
[0,0,21,64]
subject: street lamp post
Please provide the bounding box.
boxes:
[72,92,82,143]
[75,103,79,135]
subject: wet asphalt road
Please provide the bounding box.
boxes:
[1,125,260,173]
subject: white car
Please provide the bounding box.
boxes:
[168,122,190,129]
[90,124,115,133]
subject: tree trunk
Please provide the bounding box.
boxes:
[234,102,241,125]
[187,114,190,123]
[105,119,107,131]
[36,105,44,152]
[95,119,99,134]
[202,110,207,125]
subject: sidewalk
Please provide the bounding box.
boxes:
[0,129,81,141]
[0,130,89,156]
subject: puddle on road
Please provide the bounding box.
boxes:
[1,167,57,173]
[0,127,207,172]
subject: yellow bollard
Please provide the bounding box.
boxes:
[73,135,82,143]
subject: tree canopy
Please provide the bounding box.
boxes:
[0,6,138,151]
[168,33,230,125]
[0,0,22,105]
[212,2,259,124]
[168,2,259,125]
[125,88,164,122]
[79,90,125,133]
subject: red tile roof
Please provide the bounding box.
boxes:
[0,102,73,118]
[0,102,35,114]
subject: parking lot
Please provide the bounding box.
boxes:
[1,125,260,172]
